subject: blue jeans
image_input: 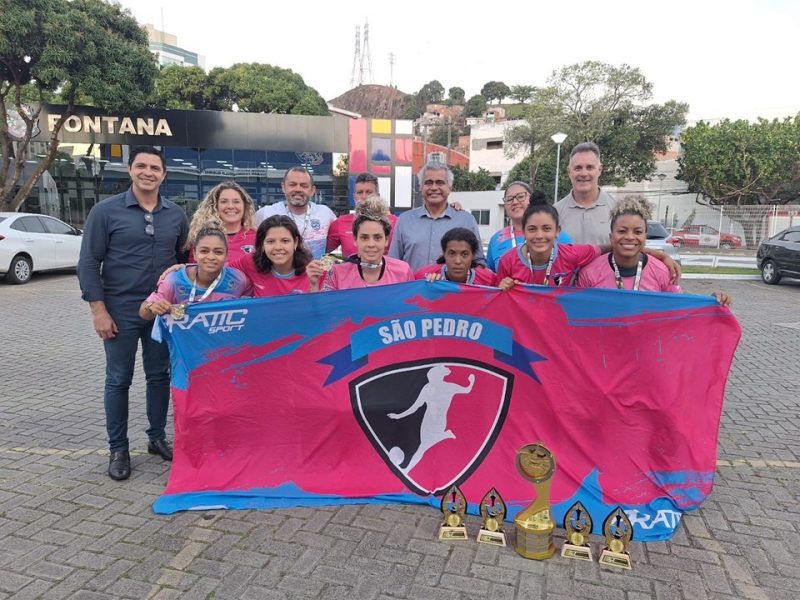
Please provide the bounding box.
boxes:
[103,320,171,452]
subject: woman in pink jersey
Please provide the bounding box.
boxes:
[230,215,326,296]
[496,197,680,290]
[577,196,732,305]
[140,223,248,319]
[323,197,414,290]
[415,227,496,286]
[186,181,257,264]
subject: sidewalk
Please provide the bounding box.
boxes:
[1,275,798,599]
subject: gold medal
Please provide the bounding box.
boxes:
[485,517,499,532]
[570,531,585,546]
[609,538,624,554]
[446,513,462,527]
[320,255,337,271]
[170,304,186,319]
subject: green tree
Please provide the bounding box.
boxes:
[204,63,328,115]
[448,86,465,105]
[677,117,800,246]
[402,94,423,119]
[464,95,487,118]
[0,0,158,211]
[452,165,496,191]
[149,64,208,109]
[505,62,687,191]
[480,81,510,104]
[417,80,445,105]
[509,85,535,104]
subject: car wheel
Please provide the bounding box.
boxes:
[720,242,732,250]
[760,259,781,285]
[6,254,33,284]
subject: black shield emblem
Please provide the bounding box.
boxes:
[350,358,513,495]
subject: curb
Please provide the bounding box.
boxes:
[682,274,761,280]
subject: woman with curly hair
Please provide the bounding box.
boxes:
[187,181,257,264]
[322,197,414,290]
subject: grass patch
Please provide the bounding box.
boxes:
[681,266,759,275]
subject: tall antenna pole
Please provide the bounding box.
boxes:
[361,19,373,84]
[388,52,395,87]
[350,25,361,89]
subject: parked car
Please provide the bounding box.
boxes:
[646,220,682,265]
[757,225,800,285]
[0,212,83,284]
[667,225,743,249]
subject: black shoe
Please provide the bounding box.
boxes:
[147,438,173,461]
[108,450,131,480]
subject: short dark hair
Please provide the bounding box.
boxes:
[436,227,480,266]
[355,172,379,191]
[530,189,550,204]
[129,146,166,170]
[283,166,315,186]
[253,215,312,276]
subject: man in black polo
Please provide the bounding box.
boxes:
[78,146,188,481]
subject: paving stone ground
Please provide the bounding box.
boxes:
[1,274,798,600]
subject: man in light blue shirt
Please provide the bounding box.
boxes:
[389,160,485,272]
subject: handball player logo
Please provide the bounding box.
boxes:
[350,359,513,495]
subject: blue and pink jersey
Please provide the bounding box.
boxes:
[414,263,496,286]
[146,265,249,305]
[495,243,601,287]
[486,227,572,271]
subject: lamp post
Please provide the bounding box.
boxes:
[655,173,666,223]
[551,132,568,201]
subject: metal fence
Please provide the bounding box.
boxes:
[657,204,800,251]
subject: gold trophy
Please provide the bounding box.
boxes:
[477,488,507,546]
[513,443,556,560]
[561,501,594,561]
[438,485,469,541]
[599,507,633,570]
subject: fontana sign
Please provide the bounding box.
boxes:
[47,114,173,137]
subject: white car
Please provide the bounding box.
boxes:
[646,220,682,265]
[0,212,83,284]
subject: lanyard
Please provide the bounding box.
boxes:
[188,268,223,303]
[287,203,311,236]
[526,246,555,286]
[611,254,643,291]
[509,226,519,249]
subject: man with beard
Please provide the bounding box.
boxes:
[254,166,336,259]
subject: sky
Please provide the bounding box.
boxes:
[119,0,800,123]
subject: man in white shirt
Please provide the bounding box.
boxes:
[254,166,336,259]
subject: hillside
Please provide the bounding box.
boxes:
[328,84,411,119]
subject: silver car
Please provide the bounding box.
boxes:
[646,220,681,265]
[0,212,83,284]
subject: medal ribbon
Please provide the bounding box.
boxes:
[188,268,224,304]
[527,246,556,287]
[611,254,643,291]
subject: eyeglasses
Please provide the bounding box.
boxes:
[144,213,154,236]
[503,192,529,205]
[423,179,448,187]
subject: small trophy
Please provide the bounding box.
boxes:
[477,488,507,546]
[438,485,469,541]
[513,443,556,560]
[599,507,633,570]
[561,501,594,561]
[170,303,186,320]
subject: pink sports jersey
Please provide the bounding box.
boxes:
[189,228,257,265]
[326,213,398,258]
[414,263,496,286]
[577,252,682,293]
[495,243,601,286]
[229,255,312,296]
[323,256,414,290]
[146,266,249,305]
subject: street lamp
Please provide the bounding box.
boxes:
[551,132,568,201]
[655,173,667,223]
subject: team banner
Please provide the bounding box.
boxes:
[153,281,740,542]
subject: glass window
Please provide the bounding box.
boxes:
[783,231,800,243]
[19,216,47,233]
[471,209,490,226]
[41,216,75,235]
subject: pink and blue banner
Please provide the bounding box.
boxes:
[153,281,740,542]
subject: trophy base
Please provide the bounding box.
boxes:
[477,529,506,547]
[514,524,555,560]
[561,543,593,561]
[599,549,632,570]
[439,525,468,541]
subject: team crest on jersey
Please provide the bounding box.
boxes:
[241,245,255,254]
[350,359,513,495]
